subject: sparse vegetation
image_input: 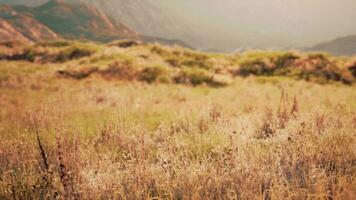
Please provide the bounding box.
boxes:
[139,65,170,83]
[0,40,355,199]
[108,40,142,48]
[347,61,356,78]
[1,41,98,63]
[235,51,354,84]
[1,41,354,85]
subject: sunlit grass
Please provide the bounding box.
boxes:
[0,41,355,199]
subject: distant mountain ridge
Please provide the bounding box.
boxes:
[0,0,193,47]
[0,18,32,43]
[0,0,137,43]
[1,0,356,52]
[0,4,59,43]
[0,0,46,6]
[309,34,356,56]
[0,0,202,48]
[78,0,200,43]
[32,0,137,41]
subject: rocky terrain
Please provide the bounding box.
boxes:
[0,0,137,43]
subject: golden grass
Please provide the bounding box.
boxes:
[1,40,355,86]
[0,41,355,199]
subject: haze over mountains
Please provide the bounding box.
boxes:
[0,0,355,55]
[309,35,356,56]
[0,0,138,43]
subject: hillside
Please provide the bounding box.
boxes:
[0,0,200,45]
[0,0,46,6]
[0,40,355,85]
[0,18,31,43]
[81,0,196,40]
[0,0,137,43]
[2,0,356,52]
[310,34,356,56]
[0,4,59,43]
[0,0,191,47]
[32,0,137,41]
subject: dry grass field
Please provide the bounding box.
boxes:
[0,41,355,199]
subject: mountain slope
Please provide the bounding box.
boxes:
[0,0,202,48]
[79,0,196,40]
[0,18,31,43]
[0,0,138,43]
[1,0,356,51]
[310,35,356,56]
[31,0,137,41]
[0,4,59,43]
[0,0,45,7]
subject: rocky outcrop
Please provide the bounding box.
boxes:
[0,0,137,43]
[0,18,31,43]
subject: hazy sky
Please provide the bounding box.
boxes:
[155,0,356,47]
[1,0,355,48]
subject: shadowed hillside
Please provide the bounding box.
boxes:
[310,34,356,56]
[0,18,32,43]
[0,0,137,43]
[32,0,137,41]
[0,4,59,43]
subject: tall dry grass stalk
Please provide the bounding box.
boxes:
[0,53,355,199]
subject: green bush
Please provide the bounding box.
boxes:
[3,44,95,63]
[20,48,45,62]
[165,50,213,69]
[36,40,71,48]
[108,40,141,48]
[100,61,138,80]
[53,47,94,63]
[238,59,273,76]
[237,51,299,76]
[234,51,354,84]
[293,54,354,84]
[150,45,171,57]
[57,67,98,80]
[0,52,6,60]
[348,62,356,78]
[139,66,170,83]
[174,68,227,87]
[174,68,209,86]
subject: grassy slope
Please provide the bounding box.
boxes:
[0,40,355,199]
[1,40,355,86]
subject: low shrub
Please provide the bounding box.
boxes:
[347,61,356,78]
[175,68,210,86]
[53,47,94,63]
[294,54,354,84]
[165,50,213,69]
[57,67,98,80]
[11,48,45,62]
[99,61,138,80]
[237,51,300,77]
[0,52,6,60]
[235,51,354,84]
[36,40,71,48]
[139,66,170,83]
[150,45,171,57]
[107,40,142,48]
[3,45,95,63]
[174,68,227,87]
